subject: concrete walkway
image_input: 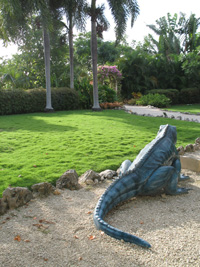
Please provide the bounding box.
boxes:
[124,105,200,123]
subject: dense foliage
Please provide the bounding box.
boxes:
[74,78,117,109]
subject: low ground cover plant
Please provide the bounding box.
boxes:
[136,93,171,108]
[147,89,180,105]
[165,104,200,114]
[0,109,199,196]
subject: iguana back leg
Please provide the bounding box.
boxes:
[141,166,176,195]
[141,165,189,195]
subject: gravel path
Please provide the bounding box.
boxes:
[0,169,200,267]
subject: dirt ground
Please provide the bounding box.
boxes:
[0,169,199,267]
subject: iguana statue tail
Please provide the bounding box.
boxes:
[93,172,151,248]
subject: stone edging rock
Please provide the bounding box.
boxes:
[177,137,200,155]
[0,169,118,216]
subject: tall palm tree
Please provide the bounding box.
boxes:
[90,0,139,110]
[61,0,87,89]
[0,0,58,112]
[36,0,57,112]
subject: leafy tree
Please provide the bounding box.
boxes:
[74,32,93,75]
[98,40,133,65]
[118,45,186,99]
[180,46,200,87]
[74,32,132,76]
[118,47,153,98]
[181,14,200,53]
[147,13,182,58]
[0,16,69,90]
[88,0,139,110]
[146,13,200,58]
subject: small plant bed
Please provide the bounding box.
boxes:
[0,110,199,196]
[165,104,200,114]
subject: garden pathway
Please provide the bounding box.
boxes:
[124,105,200,123]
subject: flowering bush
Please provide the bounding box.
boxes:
[97,65,122,92]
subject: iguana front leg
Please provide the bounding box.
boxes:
[172,157,190,181]
[119,159,132,177]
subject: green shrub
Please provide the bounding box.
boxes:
[0,87,79,115]
[136,93,171,108]
[147,89,180,104]
[98,85,117,103]
[179,88,200,104]
[74,78,93,109]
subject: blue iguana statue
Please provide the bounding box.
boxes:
[93,124,190,248]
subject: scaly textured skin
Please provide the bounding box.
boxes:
[93,124,190,248]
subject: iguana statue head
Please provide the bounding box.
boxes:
[157,124,177,144]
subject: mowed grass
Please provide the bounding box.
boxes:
[0,109,200,196]
[166,104,200,114]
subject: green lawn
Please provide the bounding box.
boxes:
[0,109,199,197]
[166,104,200,114]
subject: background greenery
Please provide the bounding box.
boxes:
[1,12,200,108]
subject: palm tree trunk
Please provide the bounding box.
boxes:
[91,0,101,111]
[69,16,74,89]
[43,27,53,112]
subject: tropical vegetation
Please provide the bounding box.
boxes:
[0,3,200,110]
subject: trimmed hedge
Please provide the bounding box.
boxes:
[0,87,79,115]
[179,88,200,104]
[147,89,180,104]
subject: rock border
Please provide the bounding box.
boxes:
[0,137,199,216]
[0,169,118,216]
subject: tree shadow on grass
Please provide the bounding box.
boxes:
[0,109,199,139]
[0,112,78,133]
